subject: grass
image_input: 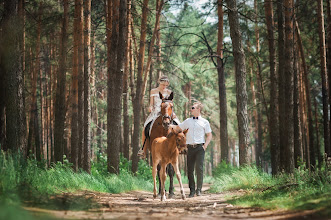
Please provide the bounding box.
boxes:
[210,162,331,217]
[0,151,155,219]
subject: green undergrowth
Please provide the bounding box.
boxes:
[210,162,331,217]
[0,151,154,218]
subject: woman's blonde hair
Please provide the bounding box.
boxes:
[158,75,169,84]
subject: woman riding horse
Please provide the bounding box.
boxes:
[138,75,180,157]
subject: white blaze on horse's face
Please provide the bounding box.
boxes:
[161,101,173,130]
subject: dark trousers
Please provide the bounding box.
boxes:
[187,145,205,193]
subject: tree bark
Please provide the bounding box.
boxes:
[71,0,81,171]
[317,0,330,164]
[283,0,295,173]
[54,0,69,163]
[77,0,84,169]
[123,0,132,160]
[226,0,250,165]
[83,0,91,173]
[293,35,303,168]
[107,0,127,174]
[264,0,279,175]
[141,0,164,98]
[217,0,229,163]
[327,0,331,157]
[295,21,312,170]
[277,0,286,172]
[132,0,149,173]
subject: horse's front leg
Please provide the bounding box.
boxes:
[173,161,185,200]
[152,162,158,199]
[160,164,167,201]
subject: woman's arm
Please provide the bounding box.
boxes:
[149,95,154,112]
[149,89,157,112]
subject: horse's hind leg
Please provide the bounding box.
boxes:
[160,164,167,201]
[167,164,175,198]
[157,164,161,195]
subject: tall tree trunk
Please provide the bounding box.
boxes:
[83,0,91,173]
[283,0,295,173]
[132,0,149,173]
[254,0,262,169]
[217,0,229,163]
[277,0,286,172]
[314,98,321,157]
[293,36,303,168]
[226,0,250,165]
[17,0,27,155]
[264,0,279,175]
[141,0,164,98]
[54,0,69,163]
[295,21,313,170]
[317,0,330,165]
[108,0,127,174]
[327,0,331,157]
[123,0,131,160]
[71,0,80,171]
[34,3,43,161]
[77,0,84,169]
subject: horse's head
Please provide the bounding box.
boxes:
[159,92,174,130]
[167,126,189,152]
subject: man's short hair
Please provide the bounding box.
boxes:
[193,102,203,111]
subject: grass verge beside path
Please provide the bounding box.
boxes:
[210,162,331,217]
[0,152,153,219]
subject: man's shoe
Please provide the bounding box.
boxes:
[196,190,201,196]
[188,192,195,198]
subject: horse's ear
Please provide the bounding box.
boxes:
[167,92,173,101]
[159,92,163,100]
[183,128,189,135]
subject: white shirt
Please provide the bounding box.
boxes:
[179,116,212,145]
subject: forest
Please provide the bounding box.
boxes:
[0,0,330,219]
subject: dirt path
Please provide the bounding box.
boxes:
[25,184,319,219]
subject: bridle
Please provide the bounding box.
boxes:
[161,100,174,129]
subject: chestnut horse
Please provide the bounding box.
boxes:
[141,92,178,196]
[151,125,188,201]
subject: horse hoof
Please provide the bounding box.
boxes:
[153,194,157,199]
[182,195,186,200]
[168,193,175,199]
[161,195,166,202]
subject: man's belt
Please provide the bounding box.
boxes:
[188,143,204,148]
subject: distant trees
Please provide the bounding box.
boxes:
[1,0,331,176]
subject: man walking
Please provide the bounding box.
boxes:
[179,102,212,197]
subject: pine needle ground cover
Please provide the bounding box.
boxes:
[210,162,331,217]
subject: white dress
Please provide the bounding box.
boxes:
[144,93,180,135]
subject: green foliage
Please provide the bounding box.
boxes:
[0,152,154,214]
[211,163,273,192]
[211,163,331,216]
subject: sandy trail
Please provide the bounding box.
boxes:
[24,183,318,219]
